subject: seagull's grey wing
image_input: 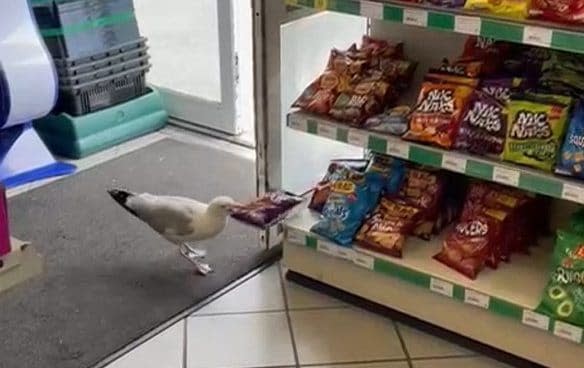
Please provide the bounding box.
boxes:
[127,194,196,236]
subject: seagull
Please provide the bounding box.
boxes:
[107,189,238,275]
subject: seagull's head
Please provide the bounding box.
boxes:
[208,196,240,217]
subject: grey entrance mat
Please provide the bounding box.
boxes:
[0,138,271,368]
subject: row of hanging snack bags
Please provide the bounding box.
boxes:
[293,35,584,180]
[308,153,552,280]
[308,153,584,329]
[406,0,584,25]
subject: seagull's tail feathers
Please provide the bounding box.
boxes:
[108,189,138,217]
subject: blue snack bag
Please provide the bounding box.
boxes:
[557,101,584,178]
[311,171,374,246]
[365,153,406,199]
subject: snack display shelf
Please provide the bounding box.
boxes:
[284,209,584,366]
[283,234,584,368]
[0,238,42,295]
[286,0,584,54]
[287,111,584,206]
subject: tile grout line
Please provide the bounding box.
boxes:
[279,265,301,368]
[192,305,351,318]
[393,321,414,368]
[182,318,188,368]
[301,357,411,367]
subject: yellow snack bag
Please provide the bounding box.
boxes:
[464,0,530,20]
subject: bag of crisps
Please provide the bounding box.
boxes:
[404,82,474,149]
[537,230,584,327]
[503,95,571,171]
[309,159,369,213]
[455,91,508,158]
[530,0,584,24]
[356,197,423,258]
[464,0,530,19]
[311,171,377,246]
[557,102,584,179]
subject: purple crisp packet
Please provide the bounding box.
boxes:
[230,191,304,229]
[480,78,524,104]
[455,91,507,158]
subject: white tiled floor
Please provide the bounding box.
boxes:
[104,263,515,368]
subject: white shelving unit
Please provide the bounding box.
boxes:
[275,1,584,366]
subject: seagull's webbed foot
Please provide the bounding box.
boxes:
[179,244,213,276]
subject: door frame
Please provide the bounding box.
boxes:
[159,0,240,135]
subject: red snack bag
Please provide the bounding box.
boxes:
[356,197,423,257]
[329,73,393,125]
[460,37,510,76]
[430,59,483,79]
[434,215,496,279]
[530,0,584,24]
[404,82,474,149]
[292,71,343,114]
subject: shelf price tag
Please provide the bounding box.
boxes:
[464,289,490,309]
[387,141,409,159]
[403,8,428,27]
[348,130,368,148]
[317,124,338,140]
[562,184,584,205]
[442,154,467,174]
[430,278,454,298]
[353,252,375,270]
[554,321,583,343]
[336,247,354,261]
[454,16,480,35]
[286,229,305,245]
[493,167,520,187]
[523,26,552,48]
[288,115,307,131]
[360,1,383,19]
[522,310,550,331]
[317,240,337,257]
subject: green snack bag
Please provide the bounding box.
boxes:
[537,230,584,327]
[503,98,570,171]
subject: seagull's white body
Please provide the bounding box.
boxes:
[108,189,237,275]
[125,193,229,245]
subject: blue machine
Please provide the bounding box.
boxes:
[0,0,75,188]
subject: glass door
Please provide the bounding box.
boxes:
[135,0,240,135]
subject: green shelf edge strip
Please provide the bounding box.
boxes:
[287,112,584,206]
[286,0,584,55]
[287,228,583,344]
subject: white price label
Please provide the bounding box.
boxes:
[317,241,337,256]
[387,141,409,159]
[493,167,520,187]
[336,247,354,261]
[523,26,552,48]
[348,130,369,148]
[464,289,490,309]
[430,278,454,298]
[286,229,304,245]
[403,8,428,27]
[288,116,307,131]
[353,252,375,270]
[554,321,583,343]
[318,124,337,140]
[454,16,480,35]
[360,1,383,19]
[522,310,550,331]
[562,184,584,205]
[442,154,467,173]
